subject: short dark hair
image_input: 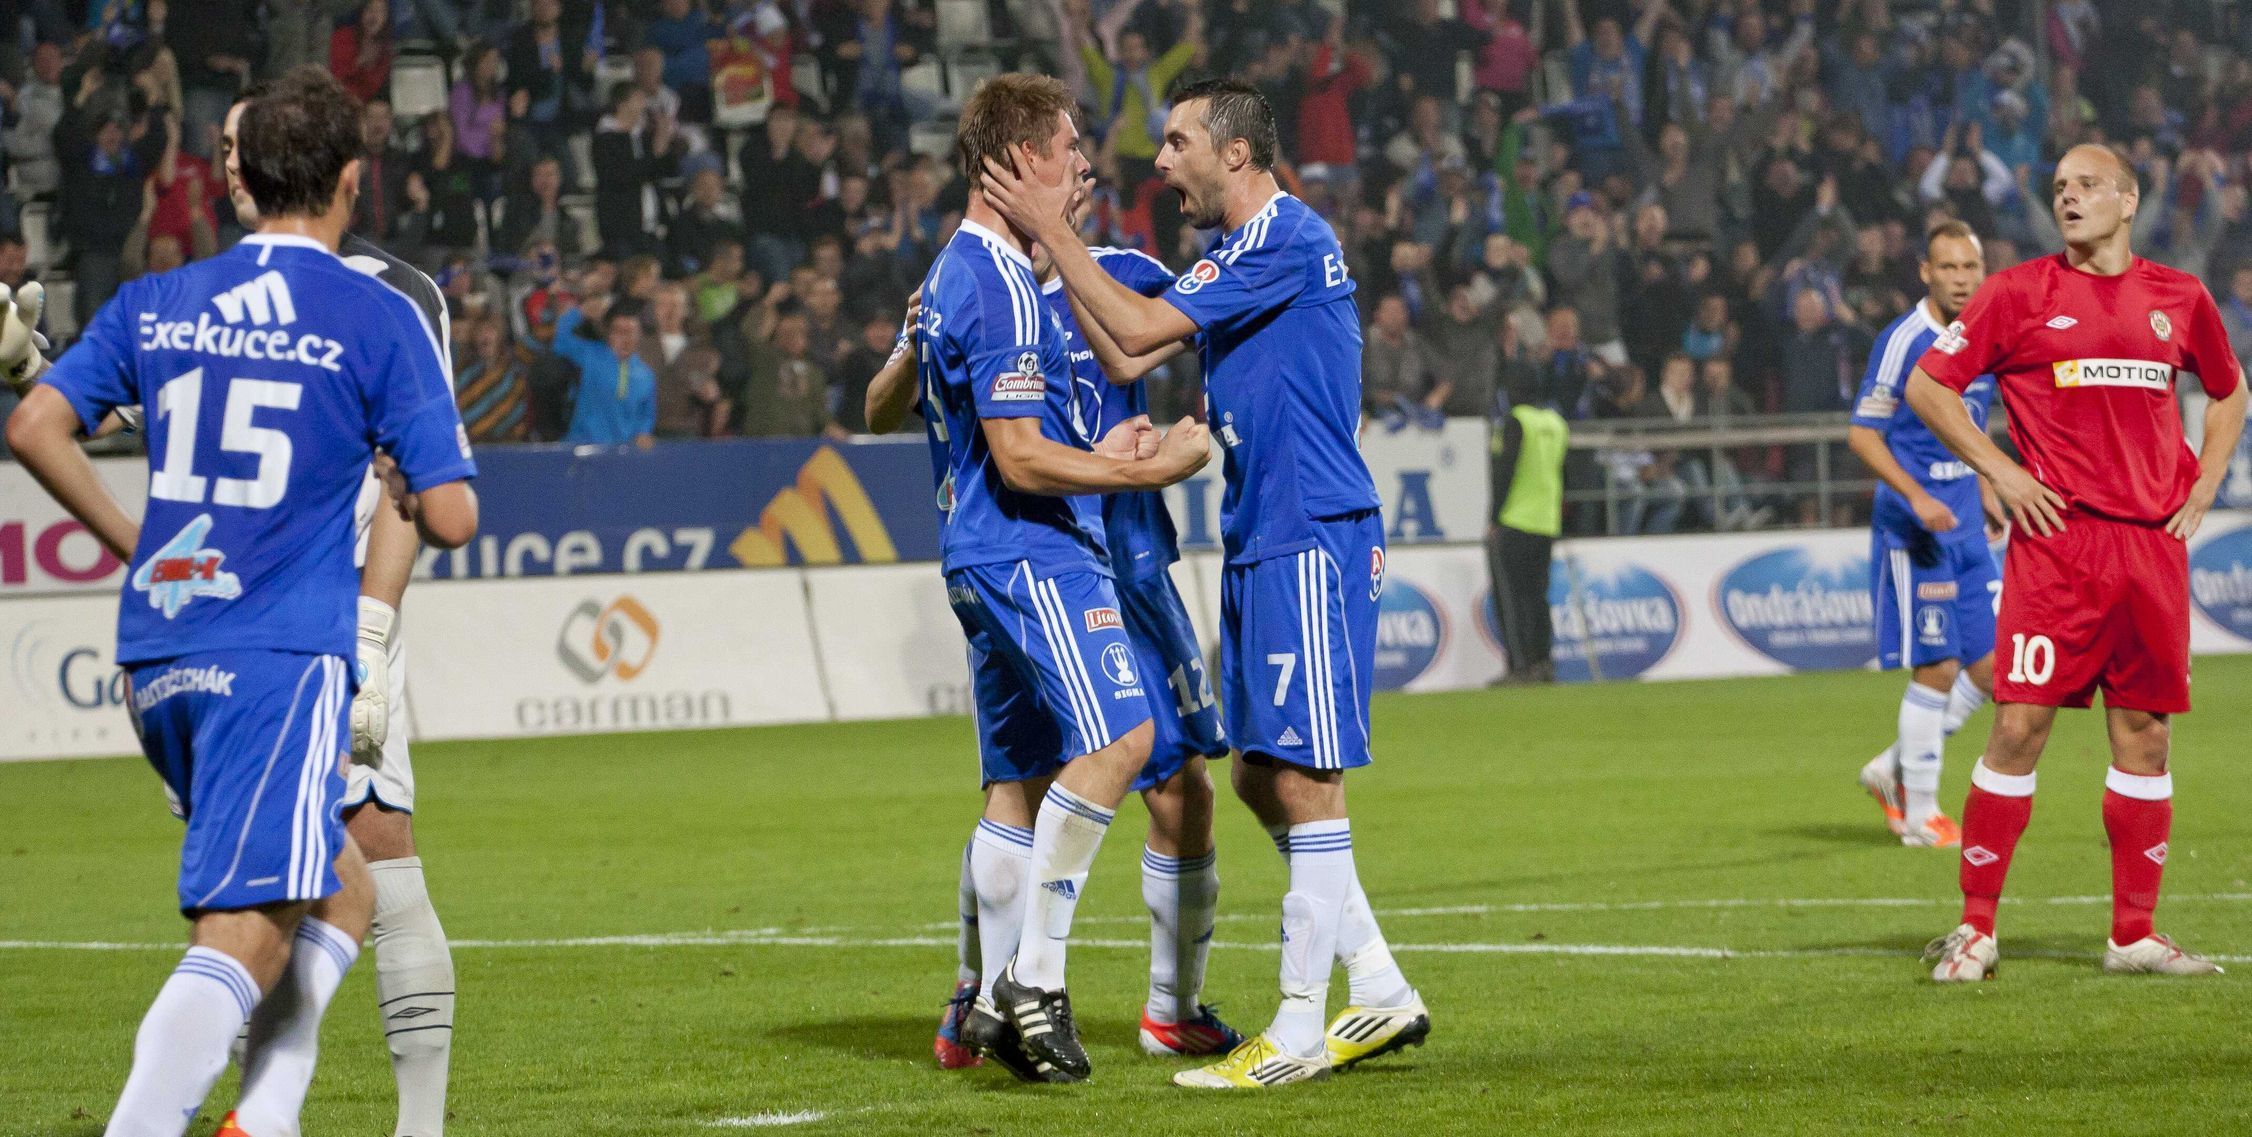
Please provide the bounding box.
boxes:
[238,66,364,219]
[1925,218,1981,258]
[1170,78,1277,170]
[954,74,1074,182]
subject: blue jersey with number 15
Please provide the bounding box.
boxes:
[40,234,475,665]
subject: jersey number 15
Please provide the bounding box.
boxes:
[149,367,303,509]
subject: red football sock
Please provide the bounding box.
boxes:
[1958,765,2037,936]
[2103,768,2174,945]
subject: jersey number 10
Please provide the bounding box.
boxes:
[149,368,303,509]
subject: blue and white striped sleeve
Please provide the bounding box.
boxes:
[1850,318,1925,433]
[963,258,1053,421]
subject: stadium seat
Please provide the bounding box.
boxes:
[20,201,53,269]
[946,53,999,105]
[936,0,990,49]
[593,54,635,110]
[568,133,596,192]
[907,119,955,160]
[41,275,74,340]
[902,58,947,109]
[390,56,449,121]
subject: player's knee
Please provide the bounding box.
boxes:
[344,802,416,862]
[2108,711,2171,774]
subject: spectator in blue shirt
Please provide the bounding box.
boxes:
[556,300,659,446]
[645,0,721,121]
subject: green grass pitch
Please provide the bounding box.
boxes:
[6,660,2252,1135]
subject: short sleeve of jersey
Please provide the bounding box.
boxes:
[1162,221,1306,332]
[1918,278,2018,393]
[40,278,141,434]
[366,290,477,491]
[1850,318,1924,431]
[1093,247,1176,297]
[2180,286,2245,400]
[959,272,1054,421]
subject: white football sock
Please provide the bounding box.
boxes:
[1012,785,1114,990]
[1898,682,1950,824]
[369,857,454,1137]
[233,918,360,1137]
[1270,821,1353,1059]
[970,819,1032,999]
[1336,874,1414,1007]
[106,947,261,1137]
[1142,847,1218,1024]
[953,839,980,987]
[1942,671,1987,736]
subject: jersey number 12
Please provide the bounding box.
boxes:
[149,368,302,509]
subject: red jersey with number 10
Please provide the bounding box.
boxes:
[1918,254,2242,524]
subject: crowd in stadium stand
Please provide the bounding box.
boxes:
[0,0,2249,534]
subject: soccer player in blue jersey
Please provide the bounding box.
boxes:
[1846,219,2003,849]
[983,79,1426,1089]
[4,67,477,1137]
[219,88,464,1137]
[875,220,1243,1072]
[896,74,1213,1084]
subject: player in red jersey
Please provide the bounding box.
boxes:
[1904,144,2246,981]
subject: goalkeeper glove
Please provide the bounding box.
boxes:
[350,596,396,767]
[0,281,50,397]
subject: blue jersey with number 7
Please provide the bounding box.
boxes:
[39,234,476,665]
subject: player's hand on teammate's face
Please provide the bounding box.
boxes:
[1989,462,2067,537]
[980,155,1071,240]
[1094,414,1155,460]
[1910,494,1959,534]
[2166,478,2219,541]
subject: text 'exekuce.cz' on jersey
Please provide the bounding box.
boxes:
[1917,254,2243,524]
[39,234,475,664]
[1161,192,1379,565]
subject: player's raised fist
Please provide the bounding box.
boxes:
[1096,414,1157,460]
[1154,417,1213,481]
[0,280,50,395]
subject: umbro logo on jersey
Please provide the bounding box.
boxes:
[212,271,299,326]
[1276,727,1304,747]
[2045,316,2078,330]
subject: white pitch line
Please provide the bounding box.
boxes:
[922,891,2252,931]
[5,930,2246,965]
[706,1111,829,1128]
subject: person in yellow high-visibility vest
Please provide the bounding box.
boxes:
[1487,373,1566,683]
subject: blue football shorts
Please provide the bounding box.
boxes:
[1219,510,1382,771]
[948,561,1155,787]
[128,650,352,915]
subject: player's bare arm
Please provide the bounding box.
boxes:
[981,414,1208,495]
[865,289,923,434]
[1905,367,2066,536]
[5,385,141,558]
[1067,284,1189,383]
[982,156,1199,355]
[2168,379,2248,539]
[1846,424,1958,533]
[374,451,479,548]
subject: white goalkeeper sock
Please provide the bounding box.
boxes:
[1942,670,1987,737]
[105,947,260,1137]
[1013,785,1114,991]
[1270,821,1353,1059]
[970,820,1031,1000]
[370,857,454,1137]
[953,838,980,987]
[234,918,360,1137]
[1898,681,1949,825]
[1141,847,1218,1024]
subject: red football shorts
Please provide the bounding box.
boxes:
[1995,514,2191,713]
